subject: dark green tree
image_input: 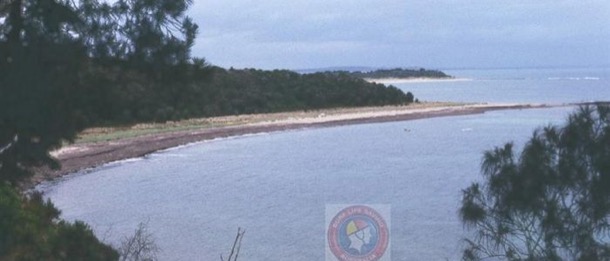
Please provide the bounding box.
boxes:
[1,0,89,185]
[406,91,414,103]
[0,184,119,260]
[0,0,200,184]
[76,0,197,64]
[460,105,610,260]
[1,0,198,258]
[75,0,201,123]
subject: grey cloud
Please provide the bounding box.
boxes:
[190,0,610,69]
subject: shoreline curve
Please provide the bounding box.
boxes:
[26,102,578,190]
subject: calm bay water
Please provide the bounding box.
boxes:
[41,68,609,260]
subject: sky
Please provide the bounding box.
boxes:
[188,0,610,70]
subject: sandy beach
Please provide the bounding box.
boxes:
[26,102,555,189]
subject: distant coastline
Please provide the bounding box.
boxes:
[340,67,466,84]
[308,67,458,84]
[27,102,566,190]
[364,77,472,84]
[347,67,451,79]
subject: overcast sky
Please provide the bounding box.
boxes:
[188,0,610,70]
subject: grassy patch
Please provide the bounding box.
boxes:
[74,102,467,144]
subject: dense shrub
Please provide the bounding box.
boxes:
[0,184,119,260]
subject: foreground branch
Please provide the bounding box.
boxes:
[220,227,246,261]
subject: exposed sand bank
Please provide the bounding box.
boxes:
[27,102,562,189]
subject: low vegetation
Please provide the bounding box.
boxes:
[0,184,118,260]
[74,102,461,144]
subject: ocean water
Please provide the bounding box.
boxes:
[396,67,610,104]
[40,68,609,260]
